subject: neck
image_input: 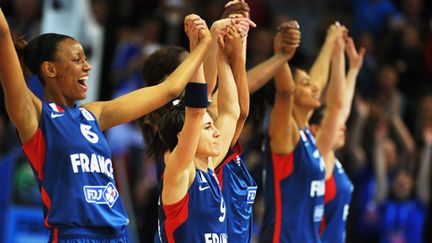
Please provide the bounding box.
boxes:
[44,92,74,108]
[194,154,210,172]
[293,105,312,129]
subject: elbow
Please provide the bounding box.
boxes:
[166,83,184,101]
[239,108,249,122]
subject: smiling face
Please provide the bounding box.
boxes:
[46,38,92,103]
[293,69,321,110]
[196,112,221,158]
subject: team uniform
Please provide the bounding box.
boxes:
[22,102,129,242]
[320,159,354,243]
[260,127,325,243]
[215,142,257,243]
[158,168,228,243]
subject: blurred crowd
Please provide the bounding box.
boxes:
[0,0,431,242]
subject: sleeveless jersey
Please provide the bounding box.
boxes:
[158,168,228,243]
[22,102,129,234]
[260,127,325,243]
[215,143,257,243]
[320,159,354,243]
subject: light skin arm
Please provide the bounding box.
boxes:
[373,125,389,204]
[247,53,291,94]
[316,35,346,179]
[342,37,365,122]
[211,24,241,168]
[309,23,346,98]
[268,21,301,154]
[417,127,432,204]
[162,97,206,205]
[0,8,41,143]
[83,14,212,131]
[230,32,248,146]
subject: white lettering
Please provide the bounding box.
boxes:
[70,154,80,172]
[204,233,228,243]
[343,204,350,221]
[79,153,90,172]
[219,198,226,223]
[70,153,114,179]
[105,159,113,179]
[310,180,325,197]
[90,154,101,173]
[98,155,106,173]
[80,124,99,144]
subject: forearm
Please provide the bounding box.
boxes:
[373,140,388,203]
[217,56,240,118]
[274,61,295,95]
[231,55,249,119]
[309,38,334,96]
[342,68,360,122]
[165,38,211,97]
[204,37,219,97]
[326,44,345,110]
[247,53,289,94]
[417,144,431,204]
[391,115,415,154]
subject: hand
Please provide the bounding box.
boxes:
[228,13,256,41]
[274,21,301,60]
[345,37,366,71]
[218,22,243,61]
[332,34,345,57]
[222,0,250,18]
[326,22,348,42]
[184,14,211,49]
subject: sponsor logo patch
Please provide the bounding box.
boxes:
[83,182,119,207]
[247,186,257,204]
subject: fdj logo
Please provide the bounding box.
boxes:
[247,186,257,204]
[83,182,119,207]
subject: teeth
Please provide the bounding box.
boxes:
[79,76,88,81]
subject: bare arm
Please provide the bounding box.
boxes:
[247,53,292,94]
[342,37,365,122]
[162,95,206,205]
[316,35,346,179]
[212,24,241,168]
[417,127,432,204]
[0,8,41,143]
[84,14,212,131]
[268,21,301,154]
[309,23,346,98]
[373,125,389,204]
[230,35,248,146]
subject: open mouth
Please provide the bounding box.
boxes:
[78,76,88,90]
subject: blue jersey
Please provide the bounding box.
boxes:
[158,168,228,243]
[215,143,257,243]
[320,159,353,243]
[22,102,129,238]
[260,128,325,243]
[380,199,426,243]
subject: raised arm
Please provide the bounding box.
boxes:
[315,35,346,179]
[342,37,365,122]
[417,127,432,204]
[0,8,41,143]
[212,23,241,168]
[309,23,346,98]
[230,24,249,146]
[162,83,207,205]
[247,53,293,94]
[268,21,301,154]
[206,0,252,99]
[84,14,211,131]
